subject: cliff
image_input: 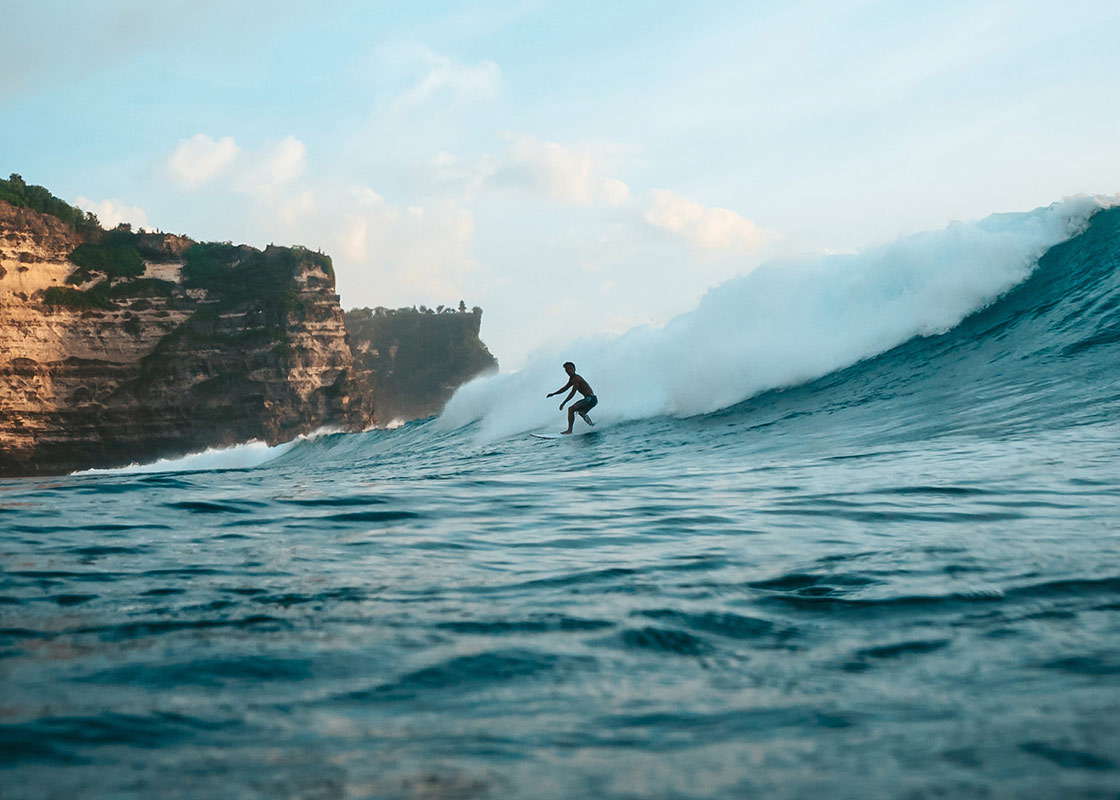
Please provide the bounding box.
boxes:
[0,179,372,477]
[0,176,503,476]
[345,305,498,422]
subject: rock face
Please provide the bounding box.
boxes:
[344,306,498,422]
[0,197,373,477]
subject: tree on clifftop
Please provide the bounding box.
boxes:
[1,173,100,233]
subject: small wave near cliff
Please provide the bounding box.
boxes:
[76,440,298,475]
[440,196,1113,439]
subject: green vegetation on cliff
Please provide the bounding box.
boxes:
[44,284,113,310]
[3,175,498,466]
[183,242,333,311]
[66,227,184,286]
[1,179,385,476]
[0,173,99,233]
[44,277,177,310]
[68,238,145,283]
[109,278,176,298]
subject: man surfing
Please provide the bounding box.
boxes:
[547,361,597,434]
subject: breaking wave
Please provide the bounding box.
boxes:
[441,195,1115,439]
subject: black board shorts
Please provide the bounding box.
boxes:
[571,395,598,414]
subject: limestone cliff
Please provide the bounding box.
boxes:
[0,185,373,477]
[344,306,498,422]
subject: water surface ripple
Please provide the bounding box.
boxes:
[2,416,1119,798]
[4,209,1120,797]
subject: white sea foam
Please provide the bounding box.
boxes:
[75,439,296,475]
[440,195,1116,440]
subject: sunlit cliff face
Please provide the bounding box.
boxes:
[0,200,370,477]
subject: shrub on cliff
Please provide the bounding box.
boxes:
[44,283,112,310]
[68,240,145,283]
[0,174,99,234]
[292,246,335,287]
[108,278,175,299]
[183,242,304,312]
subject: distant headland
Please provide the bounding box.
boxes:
[0,174,497,477]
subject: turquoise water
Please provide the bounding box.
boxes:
[3,208,1120,798]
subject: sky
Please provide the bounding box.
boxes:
[3,0,1119,367]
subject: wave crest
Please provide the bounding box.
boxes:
[441,195,1113,439]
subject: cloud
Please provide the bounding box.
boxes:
[494,135,631,207]
[390,45,502,110]
[160,133,476,305]
[166,134,239,189]
[166,133,307,197]
[644,189,775,255]
[153,128,779,368]
[601,178,631,207]
[73,196,150,230]
[330,186,476,302]
[423,150,501,197]
[277,190,316,227]
[216,179,478,307]
[235,135,307,195]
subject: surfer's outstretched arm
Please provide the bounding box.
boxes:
[558,387,576,409]
[547,379,574,398]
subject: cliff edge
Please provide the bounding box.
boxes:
[0,179,372,476]
[345,305,498,422]
[0,176,502,477]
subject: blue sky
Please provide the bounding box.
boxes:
[3,0,1119,365]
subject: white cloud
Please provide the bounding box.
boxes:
[166,134,238,189]
[336,214,370,263]
[153,128,781,367]
[601,178,631,207]
[391,45,502,110]
[277,190,316,226]
[73,196,149,230]
[333,194,476,303]
[495,135,631,207]
[166,134,307,196]
[645,189,774,255]
[258,183,478,306]
[236,135,307,195]
[334,188,394,262]
[425,150,500,197]
[159,131,478,306]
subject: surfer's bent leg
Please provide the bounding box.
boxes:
[572,396,597,427]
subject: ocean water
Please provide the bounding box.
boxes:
[3,201,1120,799]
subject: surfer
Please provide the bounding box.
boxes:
[547,361,597,434]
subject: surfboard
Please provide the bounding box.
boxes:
[530,430,597,440]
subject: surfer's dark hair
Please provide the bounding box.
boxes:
[563,361,575,369]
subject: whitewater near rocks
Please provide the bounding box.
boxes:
[2,200,1119,798]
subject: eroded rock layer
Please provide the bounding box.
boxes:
[0,200,373,476]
